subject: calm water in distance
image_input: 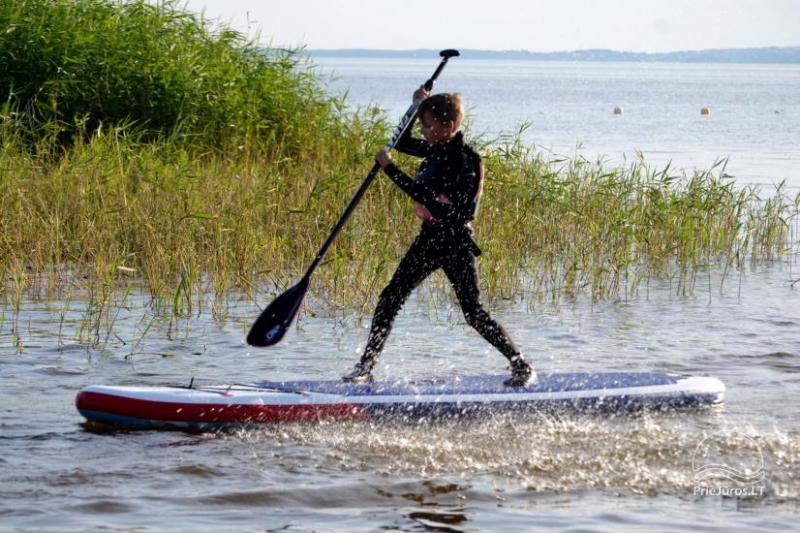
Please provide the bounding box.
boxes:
[1,58,799,530]
[315,58,800,190]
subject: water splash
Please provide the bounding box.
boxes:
[235,411,800,502]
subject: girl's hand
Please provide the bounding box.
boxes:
[413,85,430,104]
[413,195,450,223]
[375,149,393,168]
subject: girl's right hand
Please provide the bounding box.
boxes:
[375,149,393,168]
[413,85,430,104]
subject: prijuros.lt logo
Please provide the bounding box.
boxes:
[692,433,766,497]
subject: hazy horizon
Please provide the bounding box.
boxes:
[307,45,798,53]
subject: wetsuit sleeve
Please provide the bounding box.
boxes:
[392,116,431,158]
[382,162,449,216]
[382,155,480,225]
[417,150,482,224]
[416,168,476,224]
[382,163,418,198]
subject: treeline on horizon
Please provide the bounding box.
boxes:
[0,0,795,333]
[310,46,800,64]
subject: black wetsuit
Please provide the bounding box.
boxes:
[358,124,521,368]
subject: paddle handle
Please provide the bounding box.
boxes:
[303,50,458,279]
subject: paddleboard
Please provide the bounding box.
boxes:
[75,372,725,430]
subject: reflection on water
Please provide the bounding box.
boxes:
[1,262,800,529]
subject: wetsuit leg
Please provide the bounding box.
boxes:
[441,247,521,360]
[360,237,440,368]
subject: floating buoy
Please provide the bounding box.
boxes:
[613,106,624,115]
[700,106,711,116]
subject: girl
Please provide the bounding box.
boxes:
[343,88,536,387]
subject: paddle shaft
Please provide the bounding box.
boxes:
[301,53,456,282]
[246,50,459,347]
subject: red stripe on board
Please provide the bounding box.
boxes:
[76,391,370,424]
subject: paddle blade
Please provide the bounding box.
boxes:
[247,277,309,347]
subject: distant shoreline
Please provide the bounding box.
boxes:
[310,47,800,64]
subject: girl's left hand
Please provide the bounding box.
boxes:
[413,85,430,104]
[375,149,392,168]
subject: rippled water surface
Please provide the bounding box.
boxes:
[2,262,800,530]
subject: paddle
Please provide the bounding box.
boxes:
[247,49,460,347]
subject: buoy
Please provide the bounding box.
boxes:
[613,106,623,115]
[700,106,711,116]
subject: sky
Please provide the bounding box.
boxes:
[177,0,800,53]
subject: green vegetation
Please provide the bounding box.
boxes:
[478,137,796,303]
[1,0,797,337]
[0,0,352,155]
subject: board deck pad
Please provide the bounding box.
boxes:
[256,372,680,395]
[76,372,725,430]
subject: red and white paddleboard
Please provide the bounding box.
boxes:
[75,372,725,430]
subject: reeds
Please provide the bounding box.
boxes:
[0,0,351,156]
[478,141,797,303]
[0,0,797,331]
[1,125,795,315]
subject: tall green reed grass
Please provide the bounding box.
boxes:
[477,137,797,303]
[0,0,346,155]
[2,124,796,318]
[0,0,797,335]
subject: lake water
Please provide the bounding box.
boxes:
[1,59,800,531]
[315,58,800,190]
